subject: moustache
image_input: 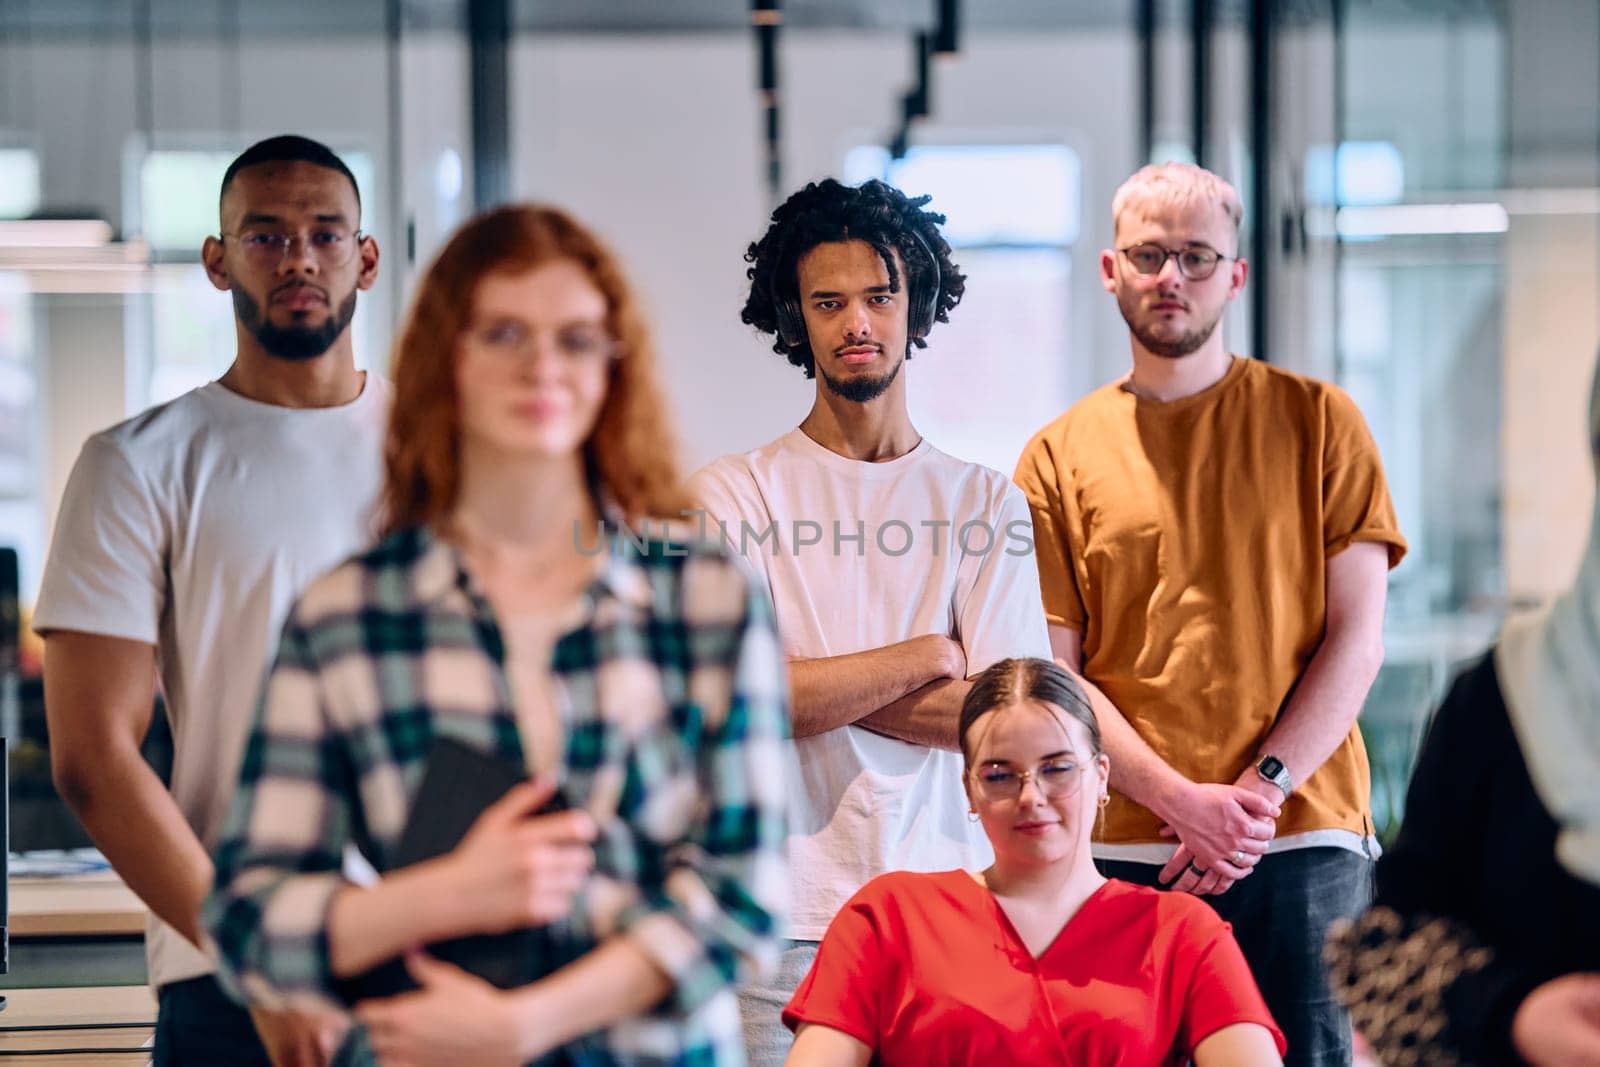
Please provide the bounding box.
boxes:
[271,282,330,303]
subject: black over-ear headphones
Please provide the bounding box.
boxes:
[773,230,943,349]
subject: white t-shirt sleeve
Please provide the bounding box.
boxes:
[688,462,755,558]
[954,483,1052,672]
[33,434,166,645]
[687,461,786,620]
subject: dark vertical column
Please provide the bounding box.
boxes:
[469,0,511,212]
[933,0,960,56]
[133,0,154,233]
[0,549,12,1004]
[1138,0,1155,165]
[753,1,782,205]
[385,0,410,264]
[0,735,9,1001]
[222,0,241,137]
[1191,0,1212,168]
[908,30,930,118]
[1249,0,1274,360]
[1332,0,1345,377]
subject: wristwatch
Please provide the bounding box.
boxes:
[1255,754,1294,798]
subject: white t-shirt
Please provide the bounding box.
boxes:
[33,376,390,990]
[690,428,1051,940]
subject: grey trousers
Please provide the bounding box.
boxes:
[1102,846,1374,1067]
[738,940,821,1067]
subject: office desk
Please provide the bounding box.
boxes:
[11,871,147,937]
[6,871,148,989]
[0,985,155,1064]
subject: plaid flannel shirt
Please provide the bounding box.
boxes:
[204,522,790,1065]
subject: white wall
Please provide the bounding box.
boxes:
[511,29,1140,471]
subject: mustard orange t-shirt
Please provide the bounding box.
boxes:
[1014,356,1407,845]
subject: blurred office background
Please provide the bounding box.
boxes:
[0,0,1596,846]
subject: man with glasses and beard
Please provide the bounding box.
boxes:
[1013,162,1407,1066]
[690,179,1050,1065]
[34,135,386,1065]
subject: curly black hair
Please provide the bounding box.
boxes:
[741,178,967,378]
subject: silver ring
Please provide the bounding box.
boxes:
[1232,850,1245,864]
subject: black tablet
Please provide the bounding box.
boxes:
[338,735,567,1001]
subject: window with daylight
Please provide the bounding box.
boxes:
[843,144,1081,477]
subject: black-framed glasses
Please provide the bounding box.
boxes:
[1119,243,1232,280]
[970,758,1088,803]
[218,228,366,269]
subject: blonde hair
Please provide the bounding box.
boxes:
[1111,163,1243,242]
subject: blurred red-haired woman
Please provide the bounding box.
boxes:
[207,205,790,1066]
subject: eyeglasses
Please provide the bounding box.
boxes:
[1119,243,1232,281]
[970,758,1087,803]
[464,318,621,368]
[218,228,365,269]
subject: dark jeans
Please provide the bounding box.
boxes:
[153,974,272,1067]
[1101,846,1373,1067]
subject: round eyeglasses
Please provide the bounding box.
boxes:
[970,759,1088,803]
[219,228,365,270]
[1119,243,1232,281]
[465,318,621,368]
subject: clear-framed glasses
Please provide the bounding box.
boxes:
[465,317,621,368]
[970,758,1088,803]
[219,228,365,269]
[1119,243,1231,281]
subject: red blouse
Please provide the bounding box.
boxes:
[784,872,1286,1066]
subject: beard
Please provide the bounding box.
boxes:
[232,284,358,361]
[1118,291,1222,360]
[817,347,903,403]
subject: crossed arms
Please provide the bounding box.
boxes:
[788,634,973,750]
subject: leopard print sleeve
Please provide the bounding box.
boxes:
[1324,906,1497,1067]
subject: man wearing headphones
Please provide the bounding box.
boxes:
[690,179,1051,1064]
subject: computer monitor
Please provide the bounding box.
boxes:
[1,546,15,1002]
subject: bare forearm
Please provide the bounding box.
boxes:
[789,636,956,738]
[1254,630,1384,786]
[857,678,968,750]
[327,861,473,977]
[1256,541,1390,787]
[1072,669,1193,821]
[1194,1023,1283,1067]
[61,751,212,946]
[788,1024,874,1067]
[1047,627,1191,822]
[508,937,673,1056]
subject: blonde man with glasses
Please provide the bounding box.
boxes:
[1013,162,1407,1066]
[35,135,386,1066]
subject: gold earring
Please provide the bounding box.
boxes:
[1098,794,1110,808]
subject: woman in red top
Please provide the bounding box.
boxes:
[783,657,1286,1066]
